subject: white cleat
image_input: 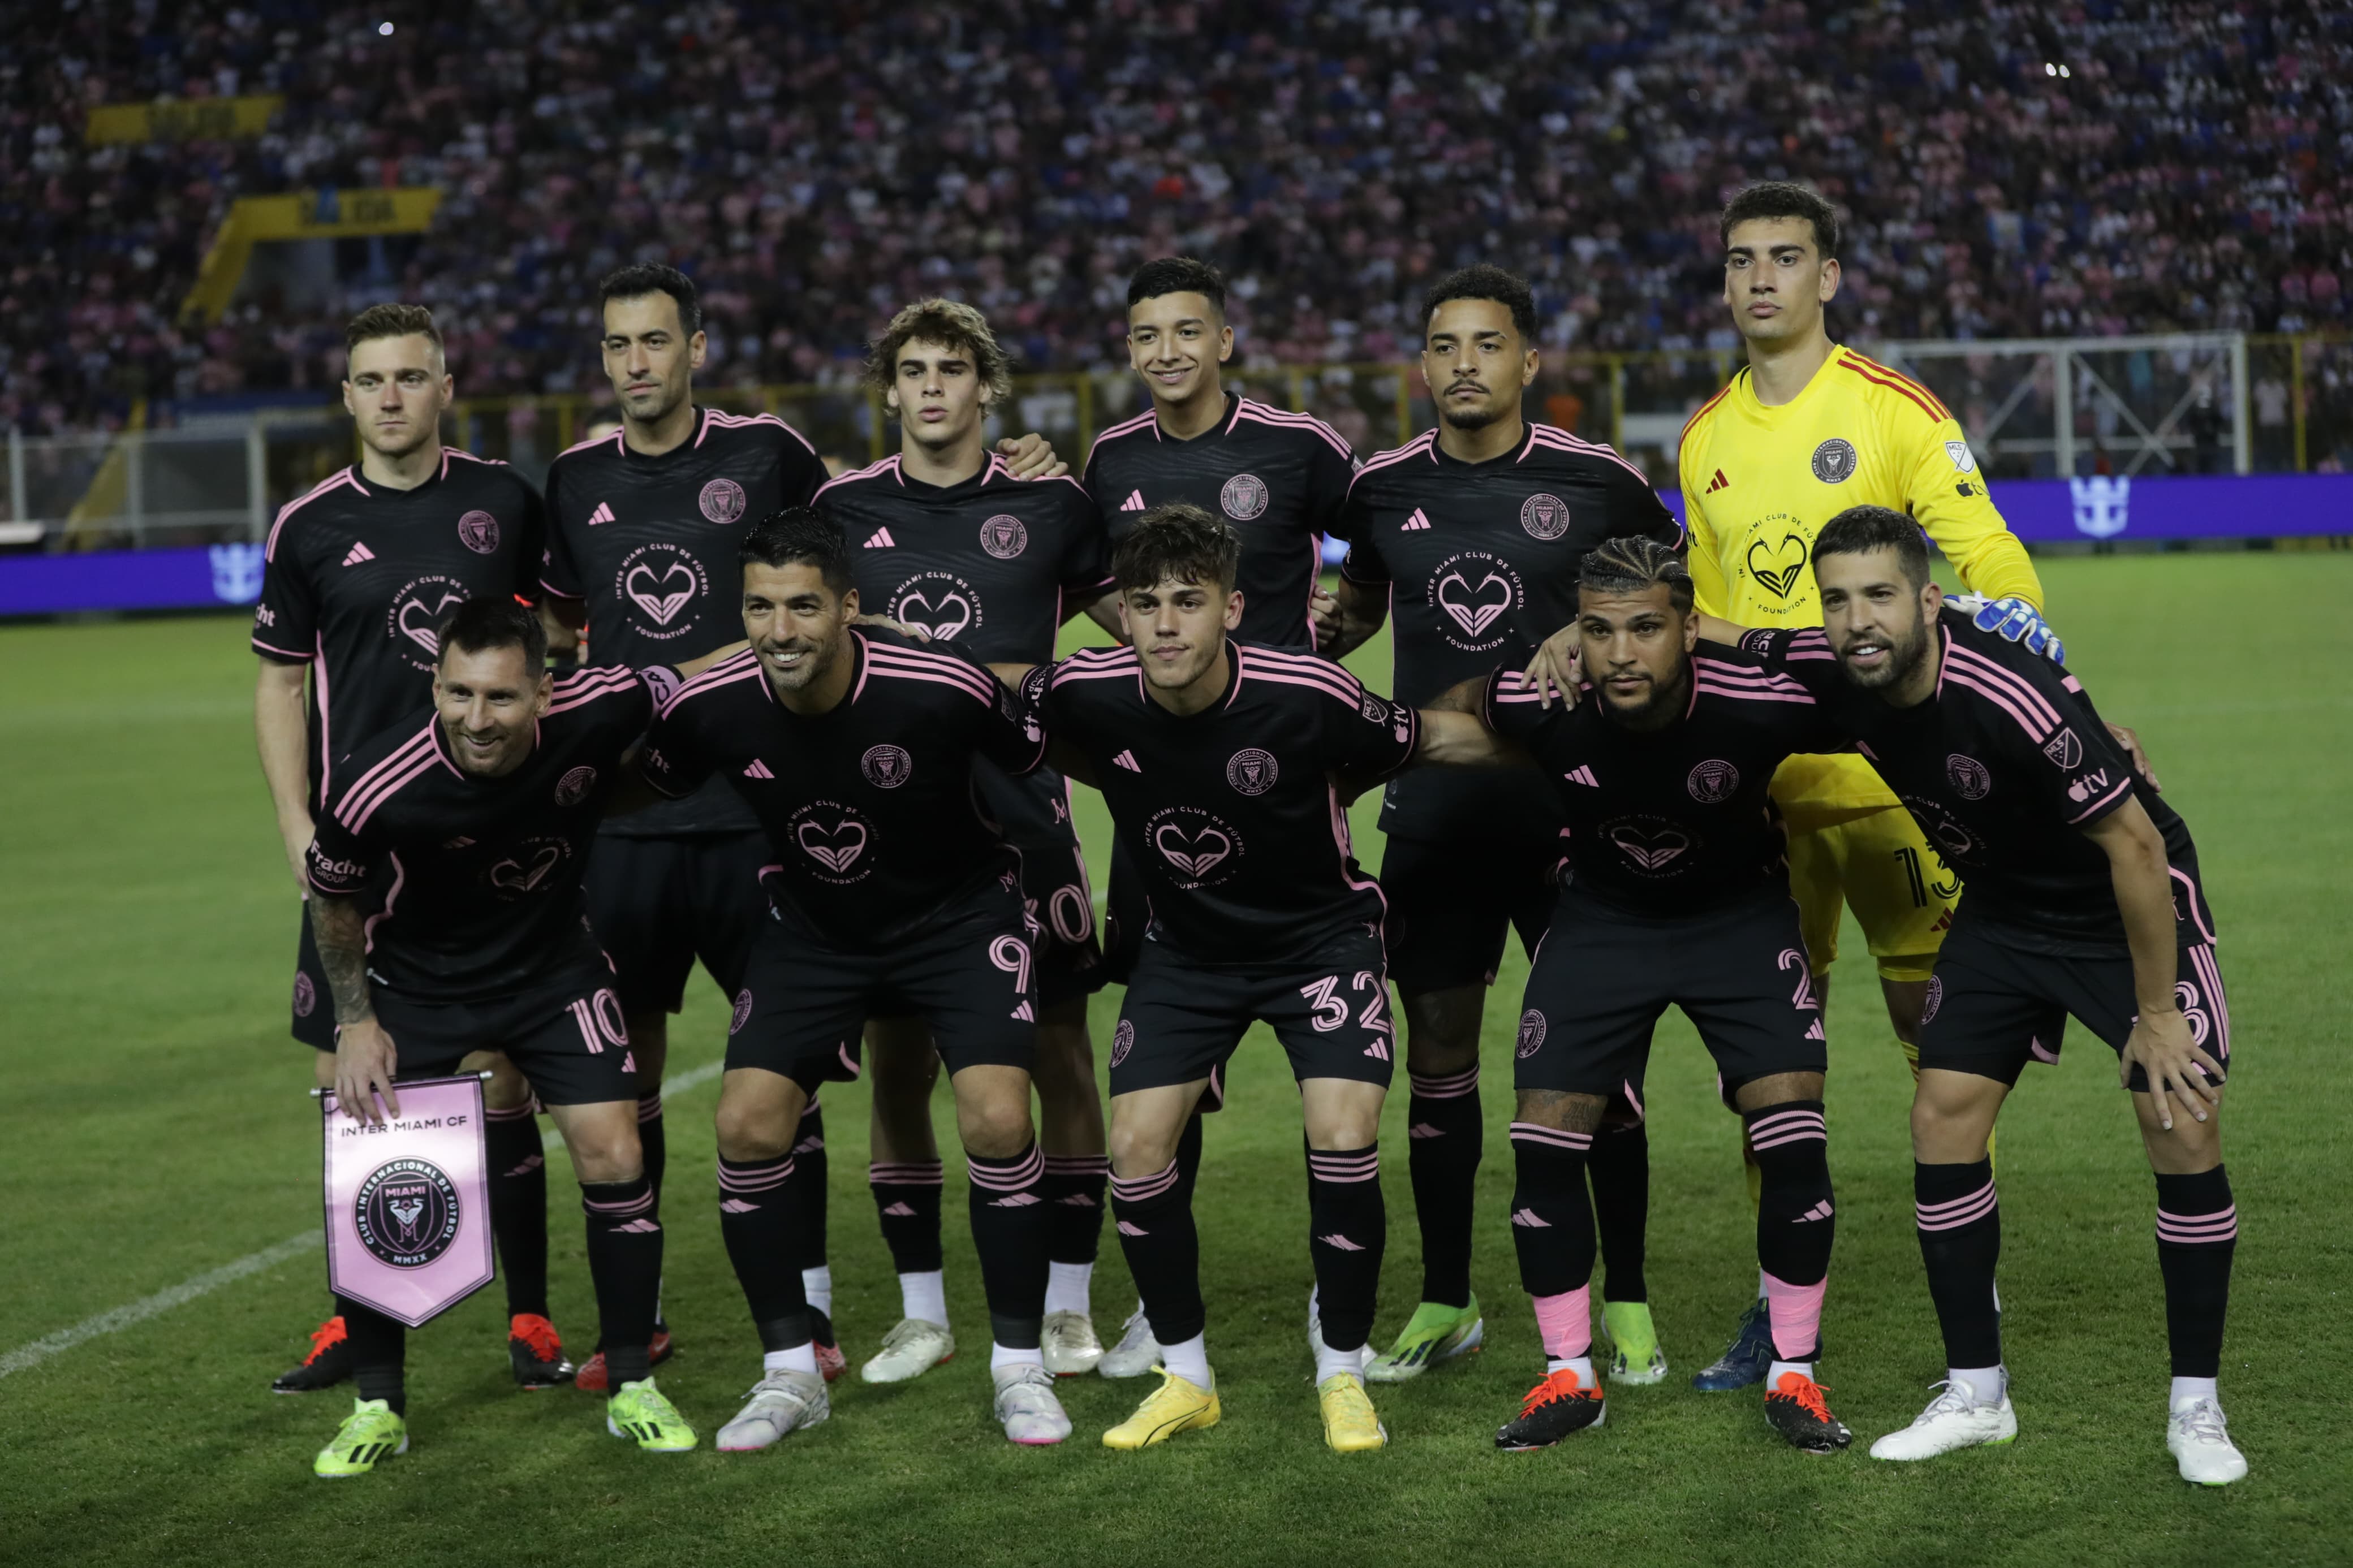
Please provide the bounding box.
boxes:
[716,1368,830,1452]
[1869,1381,2019,1461]
[860,1319,955,1384]
[2167,1398,2248,1486]
[1097,1306,1162,1379]
[993,1363,1074,1445]
[1041,1310,1105,1376]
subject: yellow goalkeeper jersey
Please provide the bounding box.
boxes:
[1679,344,2045,822]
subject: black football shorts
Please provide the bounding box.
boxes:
[976,761,1105,1008]
[1379,832,1560,996]
[582,829,770,1016]
[1109,927,1397,1099]
[367,964,639,1107]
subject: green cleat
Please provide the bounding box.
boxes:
[313,1398,408,1479]
[1600,1299,1669,1386]
[1364,1296,1485,1384]
[606,1377,699,1453]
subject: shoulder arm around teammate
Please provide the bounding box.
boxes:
[1327,481,1391,659]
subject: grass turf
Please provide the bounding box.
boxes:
[1,554,2348,1567]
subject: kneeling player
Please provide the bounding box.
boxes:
[1759,509,2245,1485]
[304,601,693,1475]
[1411,538,1854,1454]
[637,508,1070,1450]
[999,505,1416,1453]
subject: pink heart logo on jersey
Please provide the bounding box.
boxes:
[625,562,699,626]
[1610,824,1690,871]
[797,819,868,874]
[395,590,468,654]
[1153,824,1232,879]
[894,588,973,642]
[1435,571,1513,638]
[489,845,563,892]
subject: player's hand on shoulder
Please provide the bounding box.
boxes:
[1519,625,1585,710]
[998,433,1069,481]
[334,1019,401,1125]
[1309,585,1343,653]
[2106,722,2160,792]
[1951,593,2065,664]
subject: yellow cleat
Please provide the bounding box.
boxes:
[1102,1367,1221,1449]
[1318,1371,1387,1453]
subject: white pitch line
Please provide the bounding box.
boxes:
[0,1057,730,1381]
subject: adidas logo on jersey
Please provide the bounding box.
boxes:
[743,759,775,779]
[341,542,376,567]
[1402,508,1432,530]
[1120,490,1147,511]
[587,501,617,526]
[863,528,895,548]
[1804,1018,1825,1040]
[1563,765,1599,787]
[1112,750,1142,772]
[1705,468,1731,494]
[1011,1000,1035,1022]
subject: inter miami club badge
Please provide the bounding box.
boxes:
[1519,492,1570,540]
[355,1159,462,1268]
[323,1073,494,1327]
[700,477,748,524]
[1221,473,1269,521]
[457,510,500,554]
[979,515,1029,558]
[1811,438,1859,484]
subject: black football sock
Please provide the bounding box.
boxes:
[966,1142,1049,1349]
[1404,1064,1481,1308]
[1745,1101,1834,1361]
[341,1298,406,1416]
[484,1102,549,1319]
[718,1154,811,1355]
[2155,1165,2237,1378]
[868,1158,945,1276]
[581,1174,662,1390]
[1915,1159,2002,1370]
[1110,1159,1204,1346]
[1585,1118,1651,1304]
[1507,1122,1597,1299]
[1042,1154,1110,1265]
[635,1092,667,1202]
[1305,1142,1387,1353]
[1173,1110,1206,1207]
[792,1097,830,1272]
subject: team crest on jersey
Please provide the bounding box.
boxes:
[552,766,598,806]
[1811,438,1859,485]
[1427,551,1524,651]
[1746,533,1808,599]
[1947,754,1993,800]
[489,836,573,895]
[457,510,500,554]
[889,572,981,642]
[730,988,754,1035]
[354,1158,462,1269]
[1225,748,1278,796]
[1687,759,1740,803]
[614,544,709,638]
[386,574,471,666]
[1519,492,1571,541]
[1515,1009,1547,1058]
[790,801,874,882]
[1110,1020,1136,1069]
[979,515,1029,559]
[700,478,748,524]
[1604,815,1693,875]
[861,745,913,789]
[1147,805,1243,887]
[1221,473,1270,521]
[293,972,317,1018]
[2041,727,2083,770]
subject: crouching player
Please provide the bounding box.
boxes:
[304,600,694,1474]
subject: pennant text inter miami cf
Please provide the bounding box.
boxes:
[321,1074,495,1328]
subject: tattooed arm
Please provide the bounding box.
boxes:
[313,891,402,1124]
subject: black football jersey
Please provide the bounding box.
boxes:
[639,630,1045,950]
[540,407,827,836]
[304,666,658,1001]
[1753,608,2205,955]
[1481,644,1847,915]
[1023,640,1417,965]
[1338,422,1685,844]
[252,451,547,814]
[1083,394,1355,650]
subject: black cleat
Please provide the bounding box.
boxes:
[273,1316,355,1393]
[1494,1368,1607,1451]
[1764,1370,1852,1454]
[508,1313,576,1389]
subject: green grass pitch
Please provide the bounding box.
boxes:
[2,555,2348,1567]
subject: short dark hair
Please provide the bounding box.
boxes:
[1111,502,1240,594]
[598,262,701,336]
[1127,257,1228,319]
[740,507,852,597]
[865,297,1014,402]
[1579,535,1694,614]
[1423,265,1537,343]
[345,302,442,360]
[1814,505,1931,589]
[436,597,546,671]
[1720,181,1842,260]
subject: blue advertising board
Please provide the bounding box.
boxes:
[0,544,266,617]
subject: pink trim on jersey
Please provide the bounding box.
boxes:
[813,453,903,501]
[1692,656,1816,705]
[1085,408,1162,465]
[1345,430,1439,495]
[313,633,334,792]
[555,425,627,460]
[265,469,367,560]
[663,649,766,714]
[1233,398,1354,460]
[1944,641,2063,732]
[251,636,310,661]
[863,641,995,707]
[538,576,584,601]
[705,408,818,455]
[1941,664,2053,742]
[2063,774,2133,824]
[691,408,714,448]
[443,447,507,469]
[543,667,641,716]
[1326,782,1387,902]
[2173,868,2217,947]
[2188,941,2230,1051]
[361,849,406,952]
[1523,424,1654,488]
[1235,646,1361,708]
[335,723,442,832]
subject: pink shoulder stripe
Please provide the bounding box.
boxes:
[265,469,363,560]
[865,660,993,706]
[1524,426,1653,487]
[1345,432,1437,494]
[334,724,441,832]
[1942,664,2052,741]
[813,454,902,500]
[706,408,819,455]
[1061,646,1137,668]
[667,649,764,702]
[555,426,627,460]
[1693,676,1815,706]
[865,645,996,703]
[1085,409,1161,463]
[443,447,508,468]
[1234,400,1353,459]
[1246,646,1364,693]
[544,668,642,716]
[1050,664,1141,688]
[1945,643,2063,731]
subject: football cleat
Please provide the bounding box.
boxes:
[1364,1297,1485,1383]
[1495,1367,1607,1450]
[1102,1367,1221,1449]
[812,1309,847,1383]
[716,1368,830,1452]
[274,1315,355,1394]
[1691,1299,1775,1392]
[508,1314,575,1389]
[1097,1306,1162,1379]
[606,1377,698,1453]
[575,1328,676,1393]
[2166,1398,2247,1486]
[1600,1299,1668,1386]
[1764,1371,1853,1455]
[1317,1371,1387,1453]
[1041,1310,1105,1376]
[993,1363,1074,1445]
[312,1398,408,1479]
[1869,1380,2018,1462]
[860,1318,955,1384]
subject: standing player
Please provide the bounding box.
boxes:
[635,509,1071,1450]
[252,304,568,1396]
[824,299,1120,1381]
[1755,509,2245,1485]
[302,600,693,1474]
[1325,266,1685,1384]
[1404,539,1854,1454]
[1000,505,1419,1453]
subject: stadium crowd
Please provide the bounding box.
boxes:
[5,0,2351,433]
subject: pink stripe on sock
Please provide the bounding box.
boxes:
[1762,1270,1826,1360]
[1531,1286,1592,1362]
